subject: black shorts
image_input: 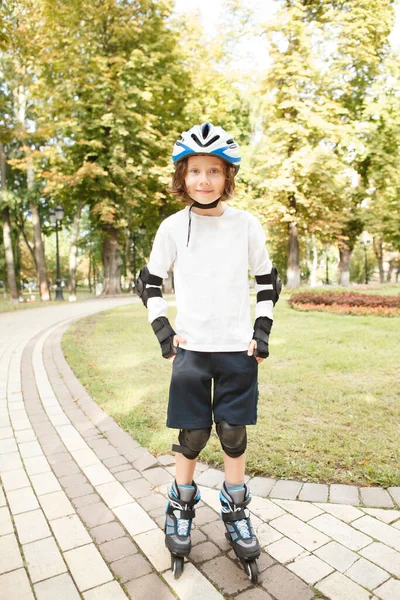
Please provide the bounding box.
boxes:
[167,348,259,429]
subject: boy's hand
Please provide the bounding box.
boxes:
[248,340,264,364]
[168,335,187,363]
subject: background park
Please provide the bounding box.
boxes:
[1,0,400,487]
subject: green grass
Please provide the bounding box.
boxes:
[62,287,400,487]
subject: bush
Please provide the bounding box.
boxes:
[288,291,400,316]
[289,291,400,308]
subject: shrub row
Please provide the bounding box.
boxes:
[290,303,400,317]
[288,291,400,308]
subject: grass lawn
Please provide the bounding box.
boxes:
[62,286,400,487]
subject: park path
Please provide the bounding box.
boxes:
[0,296,400,600]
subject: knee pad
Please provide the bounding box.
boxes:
[172,427,211,460]
[216,421,247,458]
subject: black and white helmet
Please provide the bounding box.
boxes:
[172,122,241,172]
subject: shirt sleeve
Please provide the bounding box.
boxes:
[248,214,274,321]
[146,219,176,323]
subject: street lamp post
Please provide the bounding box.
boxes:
[325,250,330,285]
[132,227,146,282]
[132,230,137,282]
[49,205,64,301]
[361,240,370,285]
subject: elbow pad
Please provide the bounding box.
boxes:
[135,266,163,307]
[253,316,273,358]
[151,317,177,359]
[255,266,282,306]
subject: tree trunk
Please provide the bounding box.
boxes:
[69,202,83,301]
[24,143,50,300]
[14,229,21,291]
[372,237,384,284]
[16,84,49,300]
[387,259,395,282]
[101,228,122,295]
[2,264,7,299]
[93,257,97,289]
[2,208,19,300]
[338,247,351,286]
[125,228,133,292]
[19,219,37,272]
[88,252,92,293]
[287,221,300,288]
[309,235,318,287]
[0,144,19,300]
[30,202,50,300]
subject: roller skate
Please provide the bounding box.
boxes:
[220,482,260,583]
[165,480,200,579]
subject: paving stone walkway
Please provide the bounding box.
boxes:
[1,297,400,600]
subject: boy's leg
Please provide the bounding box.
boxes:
[165,429,210,565]
[165,350,213,569]
[165,453,201,566]
[211,353,260,579]
[223,451,245,486]
[175,453,197,485]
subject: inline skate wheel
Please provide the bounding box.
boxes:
[244,559,259,583]
[171,555,184,579]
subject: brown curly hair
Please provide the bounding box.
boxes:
[169,157,236,205]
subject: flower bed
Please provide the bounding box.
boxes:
[288,291,400,317]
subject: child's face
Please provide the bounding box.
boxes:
[185,155,226,204]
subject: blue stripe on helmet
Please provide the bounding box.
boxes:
[172,141,196,163]
[173,142,241,165]
[210,147,241,163]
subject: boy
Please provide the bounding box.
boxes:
[136,122,280,581]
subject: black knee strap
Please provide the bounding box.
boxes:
[172,428,212,460]
[216,421,247,458]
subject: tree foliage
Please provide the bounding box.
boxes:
[249,0,395,285]
[0,0,399,293]
[363,57,400,250]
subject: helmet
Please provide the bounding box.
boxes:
[172,122,241,172]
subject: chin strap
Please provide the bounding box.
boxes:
[187,206,193,247]
[187,197,222,247]
[191,197,221,209]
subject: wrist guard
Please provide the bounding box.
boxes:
[253,316,273,358]
[151,317,177,359]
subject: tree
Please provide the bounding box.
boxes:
[36,0,191,295]
[177,6,250,142]
[307,0,396,284]
[252,0,349,287]
[1,0,51,300]
[0,143,19,299]
[363,57,400,280]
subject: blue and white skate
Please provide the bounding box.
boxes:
[220,482,260,583]
[165,480,200,579]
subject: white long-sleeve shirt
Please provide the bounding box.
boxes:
[146,205,274,352]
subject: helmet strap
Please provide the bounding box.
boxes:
[191,197,221,209]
